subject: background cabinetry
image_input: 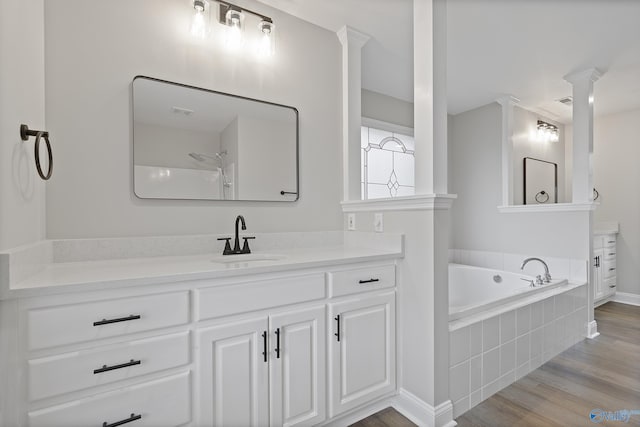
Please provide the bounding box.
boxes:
[593,234,617,304]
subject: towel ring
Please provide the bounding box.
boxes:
[535,190,549,204]
[20,124,53,180]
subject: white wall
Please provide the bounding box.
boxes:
[0,0,46,251]
[512,107,566,205]
[591,109,640,296]
[361,89,414,128]
[44,0,342,239]
[134,123,219,170]
[450,103,589,260]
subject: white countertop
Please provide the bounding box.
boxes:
[2,245,402,299]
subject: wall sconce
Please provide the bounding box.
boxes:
[189,0,275,57]
[537,120,559,143]
[190,0,211,39]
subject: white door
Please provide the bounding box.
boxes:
[328,292,396,418]
[269,306,326,427]
[197,317,269,427]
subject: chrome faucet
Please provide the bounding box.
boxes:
[520,257,552,283]
[217,215,255,255]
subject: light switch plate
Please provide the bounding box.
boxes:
[347,213,356,231]
[374,213,384,232]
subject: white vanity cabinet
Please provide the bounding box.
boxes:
[593,233,617,304]
[197,305,326,427]
[328,292,396,418]
[2,259,399,427]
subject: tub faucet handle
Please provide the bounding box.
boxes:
[520,278,535,287]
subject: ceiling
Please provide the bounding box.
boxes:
[256,0,640,123]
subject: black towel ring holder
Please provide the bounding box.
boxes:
[20,124,53,180]
[535,190,549,204]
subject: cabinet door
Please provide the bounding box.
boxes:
[197,318,269,427]
[593,248,605,301]
[328,292,396,418]
[269,306,326,427]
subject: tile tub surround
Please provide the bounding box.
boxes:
[449,248,588,283]
[448,285,588,418]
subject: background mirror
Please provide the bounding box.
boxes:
[133,76,298,201]
[523,157,558,205]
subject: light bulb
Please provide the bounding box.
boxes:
[190,0,208,39]
[225,10,243,50]
[256,20,275,58]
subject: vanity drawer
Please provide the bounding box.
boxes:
[604,248,617,260]
[604,236,617,248]
[28,331,190,401]
[28,371,191,427]
[328,264,396,298]
[604,277,617,293]
[197,273,325,321]
[602,259,617,279]
[27,291,190,351]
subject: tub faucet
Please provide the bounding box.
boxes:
[520,258,552,283]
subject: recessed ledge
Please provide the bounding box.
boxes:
[342,194,457,213]
[497,202,598,214]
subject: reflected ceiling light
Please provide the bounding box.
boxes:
[537,120,559,143]
[190,0,210,39]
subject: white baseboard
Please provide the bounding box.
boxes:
[391,389,456,427]
[586,320,600,339]
[611,292,640,306]
[319,395,395,427]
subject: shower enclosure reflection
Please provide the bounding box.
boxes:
[132,76,298,201]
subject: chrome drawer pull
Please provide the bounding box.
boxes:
[608,241,615,244]
[609,268,616,271]
[93,315,141,326]
[358,278,380,284]
[609,253,616,256]
[94,359,141,374]
[609,285,617,288]
[103,413,142,427]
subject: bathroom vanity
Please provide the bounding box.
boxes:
[0,235,402,427]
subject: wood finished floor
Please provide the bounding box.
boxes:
[350,302,640,427]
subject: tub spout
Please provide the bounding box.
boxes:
[520,258,552,283]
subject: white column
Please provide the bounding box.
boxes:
[414,0,448,195]
[564,68,602,339]
[563,68,601,204]
[496,96,519,206]
[337,26,369,202]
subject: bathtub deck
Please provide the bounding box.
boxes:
[350,302,640,427]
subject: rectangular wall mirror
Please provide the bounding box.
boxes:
[132,76,299,201]
[523,157,558,205]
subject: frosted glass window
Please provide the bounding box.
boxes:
[361,124,415,200]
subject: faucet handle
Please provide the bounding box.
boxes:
[241,236,255,254]
[217,237,233,255]
[535,275,544,286]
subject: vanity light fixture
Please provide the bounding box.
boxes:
[189,0,275,57]
[537,120,559,143]
[190,0,210,39]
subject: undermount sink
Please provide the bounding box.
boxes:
[211,253,287,264]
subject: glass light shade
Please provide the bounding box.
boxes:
[256,20,275,57]
[190,0,209,39]
[225,9,244,50]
